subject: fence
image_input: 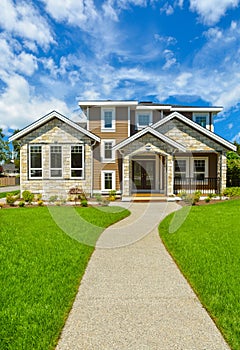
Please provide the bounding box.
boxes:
[174,177,220,194]
[0,177,20,187]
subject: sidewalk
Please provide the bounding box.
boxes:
[56,202,229,350]
[0,185,20,193]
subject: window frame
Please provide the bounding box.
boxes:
[101,108,116,132]
[29,145,43,179]
[193,113,210,130]
[49,145,63,178]
[174,158,189,179]
[101,139,116,163]
[192,157,208,181]
[174,157,208,180]
[136,111,153,130]
[70,144,84,179]
[101,170,116,191]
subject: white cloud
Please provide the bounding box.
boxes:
[160,3,174,15]
[162,50,177,70]
[204,27,223,41]
[175,72,193,88]
[0,0,55,49]
[189,0,240,25]
[228,123,233,129]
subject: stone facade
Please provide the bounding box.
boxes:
[20,118,93,200]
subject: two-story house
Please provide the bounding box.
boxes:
[9,100,236,200]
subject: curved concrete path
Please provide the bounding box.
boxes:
[56,202,229,350]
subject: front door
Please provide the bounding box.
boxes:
[132,160,155,191]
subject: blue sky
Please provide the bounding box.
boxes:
[1,0,240,143]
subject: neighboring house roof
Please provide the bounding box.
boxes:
[113,126,187,152]
[152,111,236,151]
[8,110,100,143]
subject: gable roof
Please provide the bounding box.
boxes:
[113,126,187,152]
[152,111,236,151]
[8,110,100,143]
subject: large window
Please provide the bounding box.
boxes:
[29,145,42,178]
[174,159,187,179]
[101,170,116,191]
[71,145,84,178]
[193,159,206,180]
[136,111,152,129]
[193,113,209,129]
[101,108,115,131]
[101,140,115,162]
[174,157,208,180]
[50,146,62,178]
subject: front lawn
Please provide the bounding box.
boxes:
[0,206,129,350]
[159,200,240,350]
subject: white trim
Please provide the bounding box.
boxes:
[135,110,153,130]
[79,101,138,107]
[29,144,43,179]
[49,145,63,178]
[101,107,116,132]
[152,111,236,151]
[9,110,100,143]
[171,107,223,112]
[70,144,84,179]
[113,126,186,152]
[128,106,131,137]
[101,170,116,191]
[174,156,208,178]
[101,139,116,163]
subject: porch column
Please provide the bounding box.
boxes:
[122,155,130,196]
[217,151,227,193]
[167,154,174,196]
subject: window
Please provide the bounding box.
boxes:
[193,113,209,129]
[71,145,84,178]
[29,145,42,178]
[193,159,206,180]
[101,170,116,191]
[136,111,152,129]
[174,159,187,179]
[50,146,62,178]
[101,108,116,131]
[101,140,115,162]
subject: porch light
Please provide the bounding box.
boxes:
[145,144,152,152]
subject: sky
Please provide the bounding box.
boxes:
[1,0,240,143]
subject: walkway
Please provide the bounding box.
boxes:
[56,202,229,350]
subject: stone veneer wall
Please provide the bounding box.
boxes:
[20,118,93,200]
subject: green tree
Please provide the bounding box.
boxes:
[233,141,240,155]
[0,128,10,163]
[227,151,240,186]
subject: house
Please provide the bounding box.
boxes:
[9,100,236,200]
[0,162,19,176]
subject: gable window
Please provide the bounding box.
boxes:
[136,111,152,129]
[29,145,42,178]
[101,140,115,162]
[50,146,62,178]
[193,113,209,129]
[101,170,116,191]
[101,108,116,132]
[71,145,84,178]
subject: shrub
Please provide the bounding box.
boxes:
[18,201,25,207]
[81,199,88,207]
[6,193,17,206]
[0,203,4,209]
[22,190,34,203]
[223,187,240,198]
[205,197,211,203]
[49,195,58,203]
[37,200,44,207]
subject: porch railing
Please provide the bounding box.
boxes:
[174,177,220,194]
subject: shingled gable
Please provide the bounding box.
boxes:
[9,110,100,143]
[112,126,187,152]
[152,111,236,151]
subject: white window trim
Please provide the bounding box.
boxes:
[174,157,208,178]
[49,145,63,179]
[101,139,116,163]
[193,112,210,130]
[101,170,116,192]
[101,107,116,132]
[29,144,43,179]
[135,111,153,130]
[70,144,84,179]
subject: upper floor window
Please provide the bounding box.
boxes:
[101,108,116,132]
[136,111,152,129]
[71,145,84,178]
[193,113,210,129]
[50,146,62,178]
[29,145,42,178]
[101,140,115,162]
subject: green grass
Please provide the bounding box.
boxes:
[159,200,240,350]
[0,206,130,350]
[0,190,20,199]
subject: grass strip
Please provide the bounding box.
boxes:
[0,206,129,350]
[0,190,20,199]
[159,200,240,350]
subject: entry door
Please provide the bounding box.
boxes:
[133,160,155,190]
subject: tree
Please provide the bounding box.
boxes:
[234,141,240,155]
[0,128,10,163]
[227,150,240,186]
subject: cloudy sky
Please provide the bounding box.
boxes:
[1,0,240,142]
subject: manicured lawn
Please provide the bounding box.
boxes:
[159,200,240,350]
[0,206,130,350]
[0,190,20,199]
